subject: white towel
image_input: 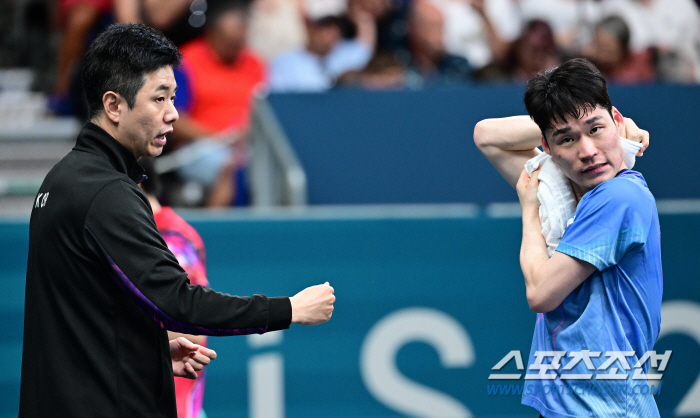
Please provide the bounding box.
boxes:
[524,138,644,257]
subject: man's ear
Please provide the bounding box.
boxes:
[541,135,551,155]
[102,91,122,124]
[612,106,625,137]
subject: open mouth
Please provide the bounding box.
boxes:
[155,135,166,146]
[155,130,171,146]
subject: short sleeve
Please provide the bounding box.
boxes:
[556,177,653,271]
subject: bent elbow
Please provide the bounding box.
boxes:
[473,120,490,150]
[526,289,558,313]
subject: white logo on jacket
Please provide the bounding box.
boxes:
[35,192,49,208]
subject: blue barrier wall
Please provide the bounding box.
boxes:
[268,85,700,205]
[2,209,699,418]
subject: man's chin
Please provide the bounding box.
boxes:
[147,146,164,158]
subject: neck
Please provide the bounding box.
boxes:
[92,115,135,158]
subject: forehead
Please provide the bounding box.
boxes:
[139,66,176,92]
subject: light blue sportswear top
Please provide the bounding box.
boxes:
[522,169,663,418]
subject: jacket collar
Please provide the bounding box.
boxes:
[73,122,147,184]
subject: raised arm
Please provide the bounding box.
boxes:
[473,114,649,188]
[473,116,542,188]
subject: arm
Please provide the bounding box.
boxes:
[516,169,596,313]
[348,0,377,50]
[170,336,217,379]
[469,0,510,64]
[86,181,334,333]
[473,116,542,188]
[85,182,288,335]
[473,114,650,188]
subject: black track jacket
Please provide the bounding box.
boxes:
[20,123,292,417]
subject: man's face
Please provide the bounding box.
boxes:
[307,21,342,57]
[118,67,178,159]
[542,105,626,197]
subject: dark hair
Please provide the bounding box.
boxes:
[524,58,612,139]
[138,157,162,197]
[83,23,182,119]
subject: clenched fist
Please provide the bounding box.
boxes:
[290,282,335,325]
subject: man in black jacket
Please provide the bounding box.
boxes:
[20,23,335,418]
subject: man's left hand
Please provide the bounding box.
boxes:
[170,337,217,379]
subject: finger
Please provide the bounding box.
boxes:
[189,351,212,365]
[196,346,218,360]
[187,358,205,371]
[184,362,197,379]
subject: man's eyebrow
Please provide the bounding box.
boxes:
[584,115,603,125]
[155,84,175,92]
[551,126,571,137]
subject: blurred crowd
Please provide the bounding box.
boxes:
[1,0,699,208]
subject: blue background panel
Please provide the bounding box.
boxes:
[1,210,699,417]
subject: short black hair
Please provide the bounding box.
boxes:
[524,58,612,139]
[83,23,182,119]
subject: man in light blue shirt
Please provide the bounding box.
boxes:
[474,58,661,417]
[269,15,373,92]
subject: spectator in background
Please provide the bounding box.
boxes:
[247,0,307,61]
[602,0,700,82]
[136,0,208,46]
[476,20,561,82]
[268,0,376,92]
[433,0,520,71]
[405,0,472,87]
[337,51,407,88]
[50,0,116,115]
[114,0,249,47]
[170,0,265,207]
[585,15,655,84]
[140,158,210,418]
[518,0,601,54]
[354,0,410,58]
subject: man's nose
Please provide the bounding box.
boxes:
[579,136,598,159]
[165,100,179,123]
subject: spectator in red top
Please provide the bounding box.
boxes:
[170,0,266,207]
